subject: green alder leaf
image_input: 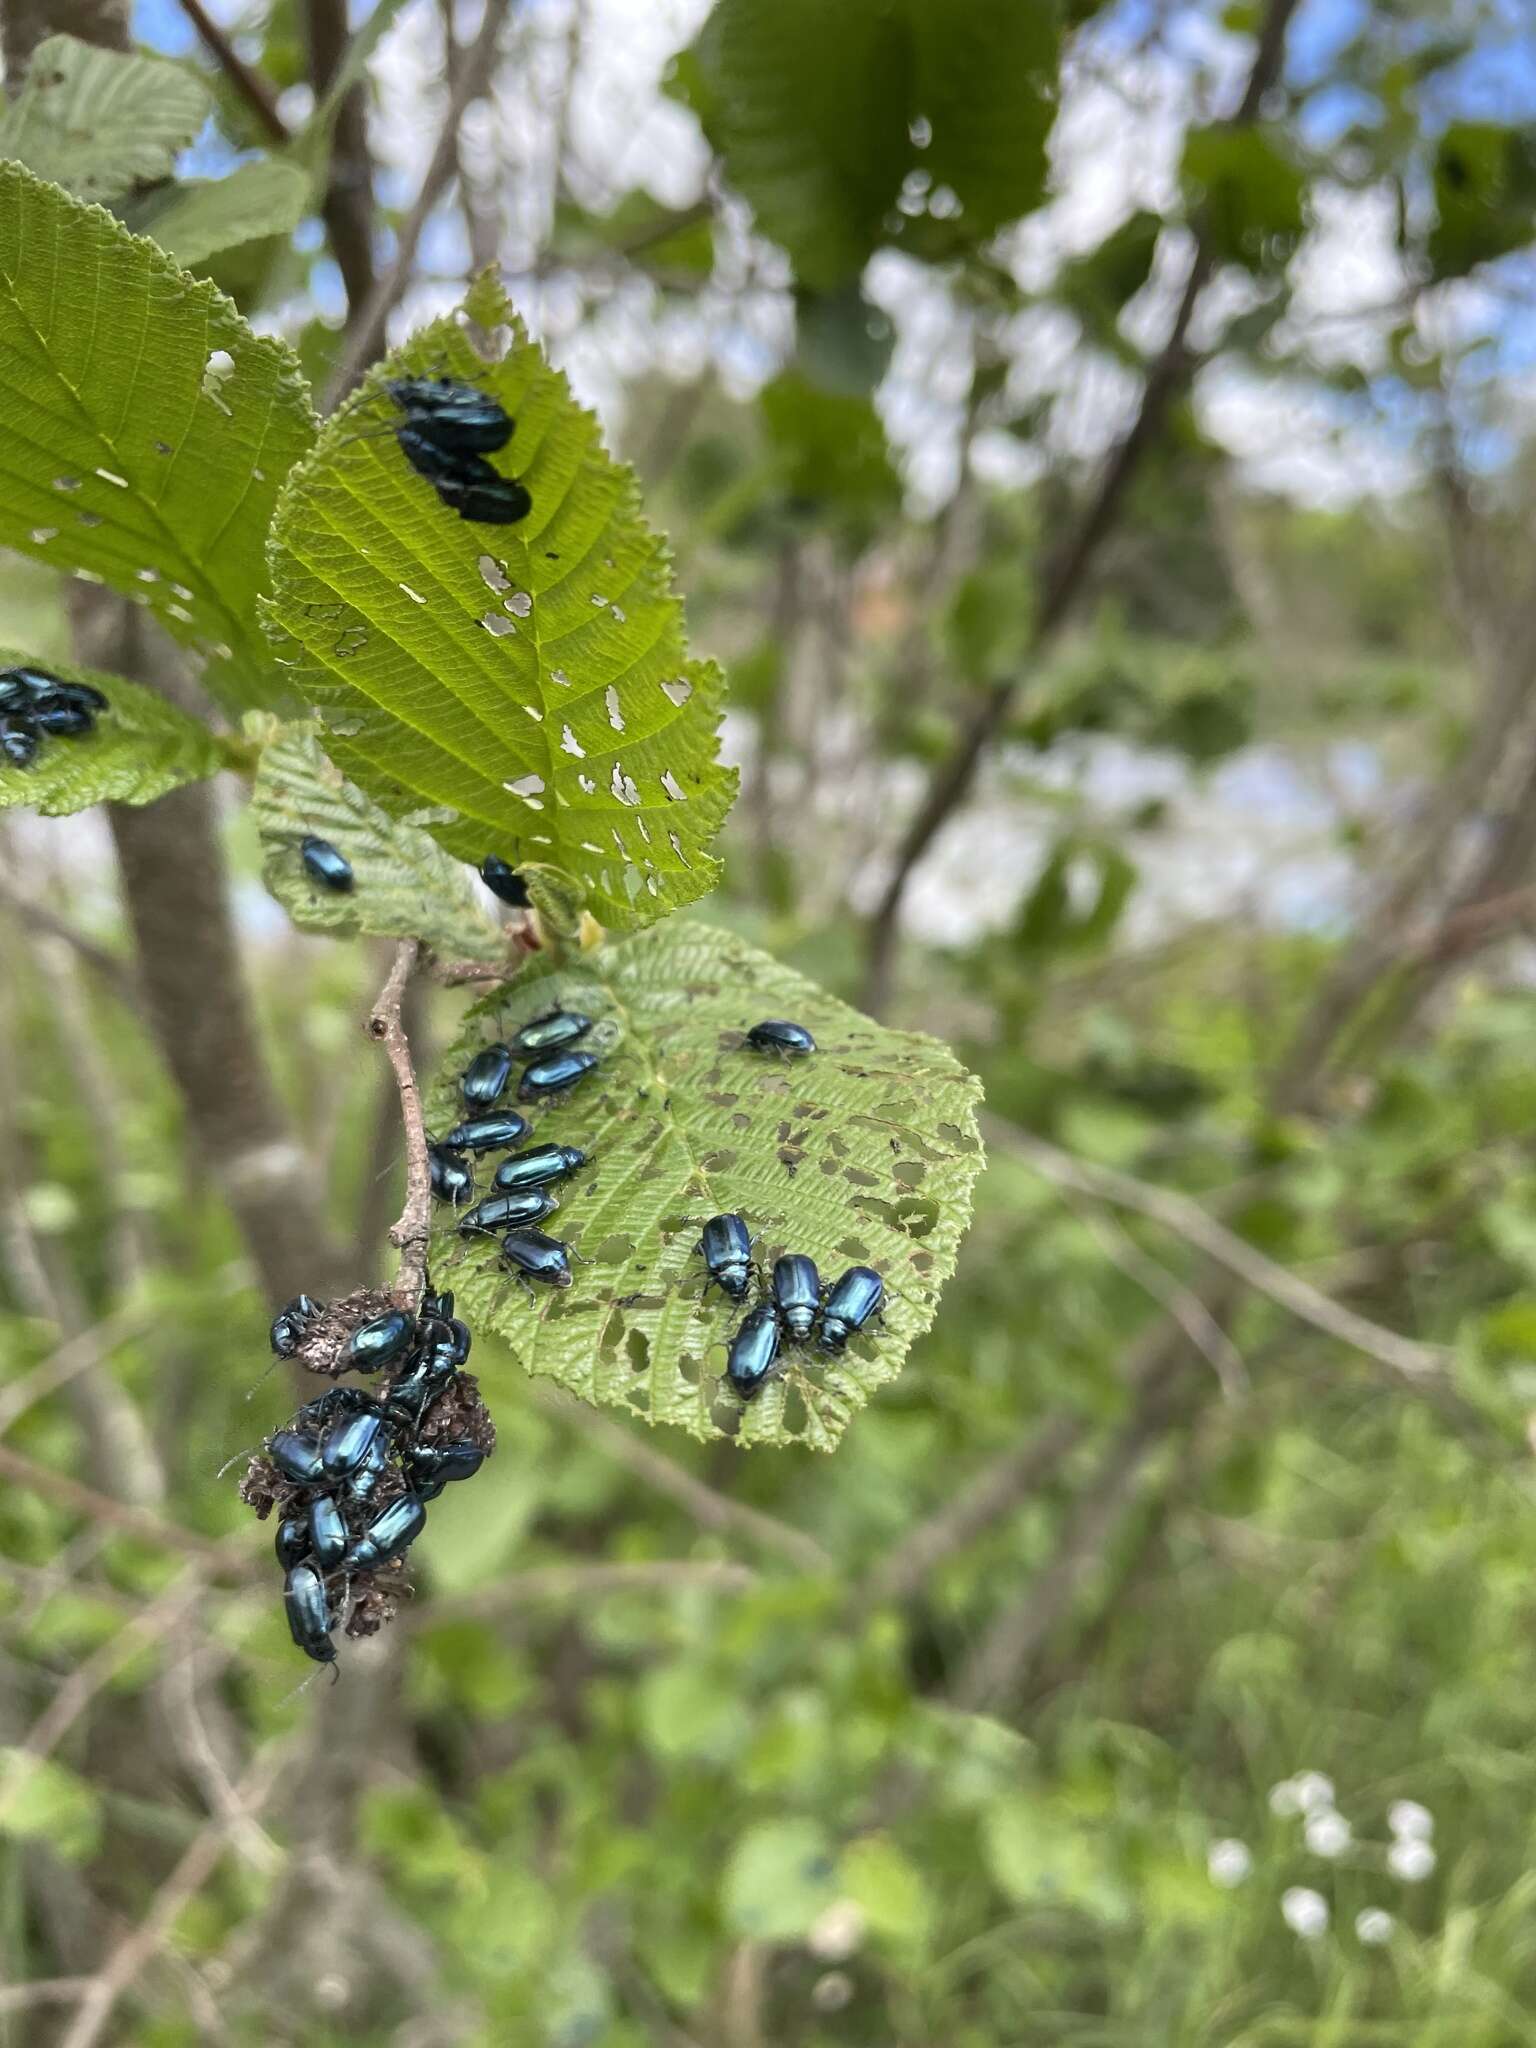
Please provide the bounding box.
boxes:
[131,160,313,268]
[0,35,209,205]
[0,646,221,814]
[1427,123,1536,280]
[251,725,511,961]
[0,164,315,714]
[689,0,1058,290]
[264,273,736,932]
[1181,126,1305,273]
[427,921,984,1450]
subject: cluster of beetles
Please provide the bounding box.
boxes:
[425,999,887,1402]
[240,369,891,1664]
[0,662,109,769]
[243,1284,494,1669]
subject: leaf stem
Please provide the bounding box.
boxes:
[367,939,432,1303]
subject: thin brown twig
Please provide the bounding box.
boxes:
[430,1558,759,1623]
[57,1741,292,2048]
[324,0,516,407]
[367,940,432,1302]
[0,1444,247,1572]
[1063,1194,1249,1401]
[857,0,1302,1013]
[10,1565,207,1776]
[995,1119,1449,1385]
[531,1387,832,1574]
[173,0,289,143]
[0,1307,149,1441]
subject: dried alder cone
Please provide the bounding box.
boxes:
[241,1286,495,1662]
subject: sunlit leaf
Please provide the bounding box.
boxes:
[689,0,1058,288]
[251,725,510,961]
[428,920,984,1450]
[133,159,313,268]
[0,35,208,204]
[0,164,315,713]
[265,273,735,932]
[0,646,221,813]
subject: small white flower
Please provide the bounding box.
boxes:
[807,1901,865,1961]
[1269,1778,1303,1816]
[1355,1908,1395,1946]
[1305,1810,1353,1859]
[1208,1838,1253,1888]
[1281,1886,1330,1939]
[1388,1800,1433,1841]
[1388,1838,1436,1883]
[1293,1772,1336,1814]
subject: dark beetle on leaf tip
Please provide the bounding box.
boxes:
[492,1142,588,1192]
[480,855,531,908]
[387,376,513,455]
[0,719,38,767]
[461,1043,514,1109]
[444,1110,531,1154]
[407,1440,484,1485]
[727,1305,782,1401]
[300,835,354,893]
[438,469,532,526]
[745,1019,816,1057]
[518,1048,599,1102]
[32,700,94,737]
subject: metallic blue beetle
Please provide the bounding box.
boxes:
[492,1143,588,1192]
[300,835,354,893]
[697,1214,754,1302]
[461,1044,513,1109]
[512,1008,594,1056]
[745,1019,816,1057]
[816,1267,885,1352]
[726,1305,782,1401]
[518,1048,599,1101]
[344,1309,418,1373]
[283,1562,336,1665]
[770,1255,821,1341]
[344,1494,427,1573]
[459,1188,558,1237]
[444,1110,531,1153]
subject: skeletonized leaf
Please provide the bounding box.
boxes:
[252,726,509,962]
[133,160,313,268]
[0,35,208,204]
[428,921,984,1450]
[0,163,315,714]
[0,648,221,813]
[264,273,736,933]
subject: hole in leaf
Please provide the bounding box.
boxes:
[53,476,81,491]
[627,1329,650,1373]
[579,780,596,798]
[135,567,157,582]
[892,1198,939,1238]
[478,556,510,592]
[669,831,688,865]
[552,668,570,687]
[561,725,584,757]
[30,527,55,543]
[611,605,627,623]
[399,583,426,604]
[507,591,532,617]
[95,468,127,489]
[661,676,692,707]
[77,511,101,527]
[591,1234,636,1264]
[894,1161,926,1186]
[610,763,640,807]
[660,772,685,801]
[605,687,624,732]
[507,774,545,803]
[481,613,515,637]
[591,593,608,606]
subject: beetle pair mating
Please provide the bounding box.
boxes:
[386,374,531,526]
[694,1215,885,1401]
[0,663,108,770]
[257,1290,492,1667]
